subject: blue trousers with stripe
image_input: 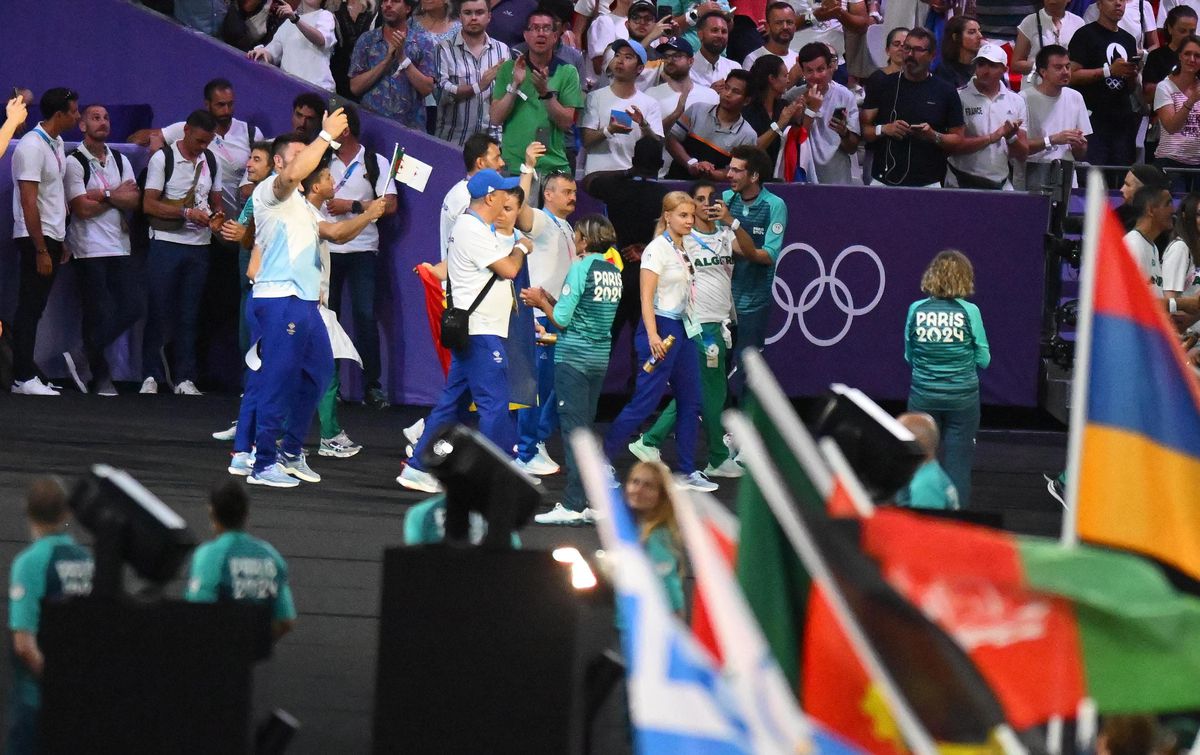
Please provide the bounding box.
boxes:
[409,334,515,471]
[603,316,701,474]
[250,296,333,473]
[517,319,559,462]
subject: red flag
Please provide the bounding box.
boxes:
[415,264,451,377]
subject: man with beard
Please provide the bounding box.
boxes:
[645,37,720,175]
[742,2,800,82]
[690,11,743,88]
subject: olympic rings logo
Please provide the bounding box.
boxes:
[767,243,886,347]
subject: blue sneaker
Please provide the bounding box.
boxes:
[280,451,321,483]
[227,451,253,477]
[248,463,300,488]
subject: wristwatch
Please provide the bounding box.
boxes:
[104,189,112,201]
[519,163,535,174]
[289,11,300,23]
[729,218,741,231]
[539,90,555,100]
[351,200,364,214]
[1043,135,1052,151]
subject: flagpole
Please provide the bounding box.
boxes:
[742,350,834,498]
[1061,169,1105,548]
[817,438,877,518]
[724,409,940,755]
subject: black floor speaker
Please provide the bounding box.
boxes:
[373,546,580,755]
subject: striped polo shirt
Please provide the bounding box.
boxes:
[435,32,511,147]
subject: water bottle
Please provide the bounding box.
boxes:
[643,334,677,373]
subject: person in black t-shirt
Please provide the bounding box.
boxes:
[860,26,966,186]
[1068,0,1141,174]
[934,15,984,89]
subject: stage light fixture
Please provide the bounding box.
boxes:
[812,384,924,502]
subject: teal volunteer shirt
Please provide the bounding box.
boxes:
[723,187,787,313]
[185,531,297,622]
[904,297,991,409]
[553,254,623,374]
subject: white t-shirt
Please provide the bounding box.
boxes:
[527,208,576,306]
[261,8,337,91]
[690,53,742,87]
[945,79,1028,187]
[162,118,263,213]
[440,178,471,261]
[327,147,397,253]
[803,80,860,185]
[582,85,665,175]
[587,14,629,64]
[10,126,68,241]
[64,144,134,258]
[1083,0,1156,44]
[1157,0,1200,27]
[1021,86,1092,163]
[1016,11,1086,73]
[640,234,692,318]
[252,175,324,301]
[646,81,720,176]
[575,0,613,20]
[447,211,513,337]
[1162,238,1197,293]
[1124,229,1164,296]
[686,226,734,322]
[144,141,223,246]
[742,46,798,71]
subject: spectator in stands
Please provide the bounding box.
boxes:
[666,69,757,179]
[63,105,142,397]
[743,55,803,172]
[349,0,431,127]
[1125,184,1173,296]
[645,37,720,175]
[491,9,585,177]
[863,26,908,97]
[0,94,27,158]
[10,88,79,397]
[602,191,718,492]
[793,0,870,83]
[742,2,800,81]
[904,249,990,509]
[1021,44,1091,187]
[581,40,665,179]
[860,27,965,187]
[945,43,1028,190]
[1082,0,1159,52]
[690,12,742,88]
[1116,162,1169,229]
[1142,6,1198,160]
[895,411,960,509]
[934,15,983,88]
[248,0,339,91]
[292,92,329,140]
[186,481,297,640]
[409,0,463,130]
[175,0,227,36]
[1153,34,1200,190]
[1012,0,1086,79]
[434,0,511,146]
[587,0,670,86]
[221,0,275,51]
[140,109,225,397]
[514,13,589,89]
[662,0,734,61]
[332,0,380,98]
[724,145,786,399]
[6,478,93,755]
[1070,0,1142,176]
[324,104,398,411]
[795,41,862,184]
[487,0,540,47]
[1163,191,1200,298]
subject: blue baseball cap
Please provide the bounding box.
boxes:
[658,36,694,56]
[467,169,521,199]
[611,38,648,66]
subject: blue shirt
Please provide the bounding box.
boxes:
[251,175,323,302]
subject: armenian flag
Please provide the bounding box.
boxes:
[1066,170,1200,580]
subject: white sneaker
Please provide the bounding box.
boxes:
[403,418,425,446]
[579,507,599,524]
[704,458,744,479]
[534,503,583,525]
[532,442,560,473]
[396,464,442,493]
[628,436,662,463]
[12,377,60,396]
[174,380,203,396]
[139,377,158,394]
[212,422,238,441]
[678,471,719,492]
[516,456,559,476]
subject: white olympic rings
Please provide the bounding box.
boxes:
[767,243,886,347]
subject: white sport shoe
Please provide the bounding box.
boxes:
[212,422,238,441]
[704,458,744,478]
[531,442,560,473]
[403,418,425,446]
[516,456,559,476]
[12,377,61,396]
[396,464,442,493]
[139,377,158,394]
[678,471,719,492]
[533,503,584,525]
[628,436,662,463]
[174,380,203,396]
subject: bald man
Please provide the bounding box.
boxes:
[895,412,960,511]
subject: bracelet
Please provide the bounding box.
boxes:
[1005,133,1017,145]
[317,130,342,149]
[1043,135,1052,151]
[36,248,49,255]
[519,163,535,174]
[687,157,699,166]
[1170,297,1179,314]
[803,108,820,119]
[869,10,882,21]
[181,207,189,219]
[289,12,300,23]
[396,58,412,72]
[770,121,784,136]
[686,7,699,25]
[933,131,943,145]
[471,81,482,96]
[1102,63,1111,77]
[729,218,740,231]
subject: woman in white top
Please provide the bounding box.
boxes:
[602,191,718,492]
[1012,0,1085,78]
[1154,35,1200,188]
[1164,191,1200,297]
[248,0,338,91]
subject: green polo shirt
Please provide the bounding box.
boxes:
[185,531,296,622]
[492,57,585,174]
[724,186,787,313]
[554,254,622,374]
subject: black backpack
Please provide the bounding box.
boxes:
[69,147,128,188]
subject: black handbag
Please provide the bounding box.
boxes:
[440,273,500,351]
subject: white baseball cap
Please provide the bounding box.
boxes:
[973,42,1008,67]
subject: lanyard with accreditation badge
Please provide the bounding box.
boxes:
[32,127,63,174]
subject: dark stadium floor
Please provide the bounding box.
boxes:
[0,391,1066,753]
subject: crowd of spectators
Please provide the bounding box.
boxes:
[136,0,1200,189]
